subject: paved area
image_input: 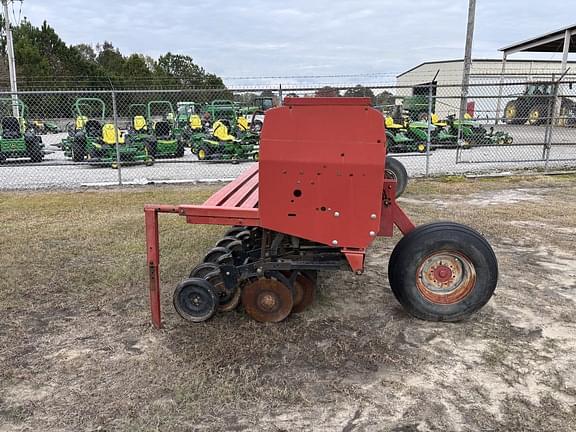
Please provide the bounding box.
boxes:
[0,126,575,189]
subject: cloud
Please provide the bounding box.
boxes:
[20,0,576,86]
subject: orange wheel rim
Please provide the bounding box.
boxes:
[416,251,476,305]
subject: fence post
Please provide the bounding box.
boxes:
[425,81,433,176]
[544,75,560,171]
[278,84,283,105]
[111,90,123,185]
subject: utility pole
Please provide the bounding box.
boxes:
[2,0,19,117]
[459,0,476,121]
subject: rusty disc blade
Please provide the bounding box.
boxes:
[205,271,239,312]
[219,285,241,312]
[241,278,293,323]
[292,273,315,313]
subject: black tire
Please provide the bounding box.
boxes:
[27,139,44,162]
[146,139,157,158]
[189,262,219,279]
[72,135,86,162]
[388,222,498,321]
[203,246,230,264]
[385,156,408,198]
[234,230,252,241]
[216,252,234,266]
[225,226,247,237]
[215,236,239,248]
[175,140,185,157]
[225,240,243,254]
[251,120,263,132]
[173,278,218,323]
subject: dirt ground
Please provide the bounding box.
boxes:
[1,174,575,431]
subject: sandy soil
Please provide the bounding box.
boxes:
[1,175,575,431]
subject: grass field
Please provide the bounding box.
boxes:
[1,175,576,431]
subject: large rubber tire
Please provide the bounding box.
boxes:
[527,105,546,126]
[385,156,408,198]
[504,101,524,125]
[388,222,498,321]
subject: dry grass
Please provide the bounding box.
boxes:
[1,175,576,431]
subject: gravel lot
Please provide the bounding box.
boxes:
[0,125,575,190]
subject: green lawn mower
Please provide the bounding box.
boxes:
[124,103,155,151]
[63,98,153,167]
[176,102,197,129]
[0,98,44,163]
[405,118,457,149]
[444,114,513,146]
[184,114,211,154]
[384,116,426,153]
[145,101,185,158]
[235,115,260,147]
[196,119,259,162]
[203,100,238,124]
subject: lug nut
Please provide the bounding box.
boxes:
[334,211,340,217]
[332,240,338,245]
[369,231,376,237]
[370,213,377,219]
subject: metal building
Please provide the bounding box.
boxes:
[395,58,576,118]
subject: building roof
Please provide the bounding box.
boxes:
[396,58,576,78]
[500,24,576,55]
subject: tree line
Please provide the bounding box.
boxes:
[0,18,226,90]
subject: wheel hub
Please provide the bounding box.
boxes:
[416,251,476,304]
[258,291,279,312]
[432,264,453,283]
[241,278,293,322]
[191,294,202,306]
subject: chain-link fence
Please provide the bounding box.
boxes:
[0,78,575,189]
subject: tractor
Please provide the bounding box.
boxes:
[504,82,576,125]
[0,98,44,163]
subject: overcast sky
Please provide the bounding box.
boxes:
[17,0,576,85]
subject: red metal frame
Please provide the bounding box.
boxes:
[145,98,416,328]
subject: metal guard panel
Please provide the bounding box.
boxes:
[259,99,386,249]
